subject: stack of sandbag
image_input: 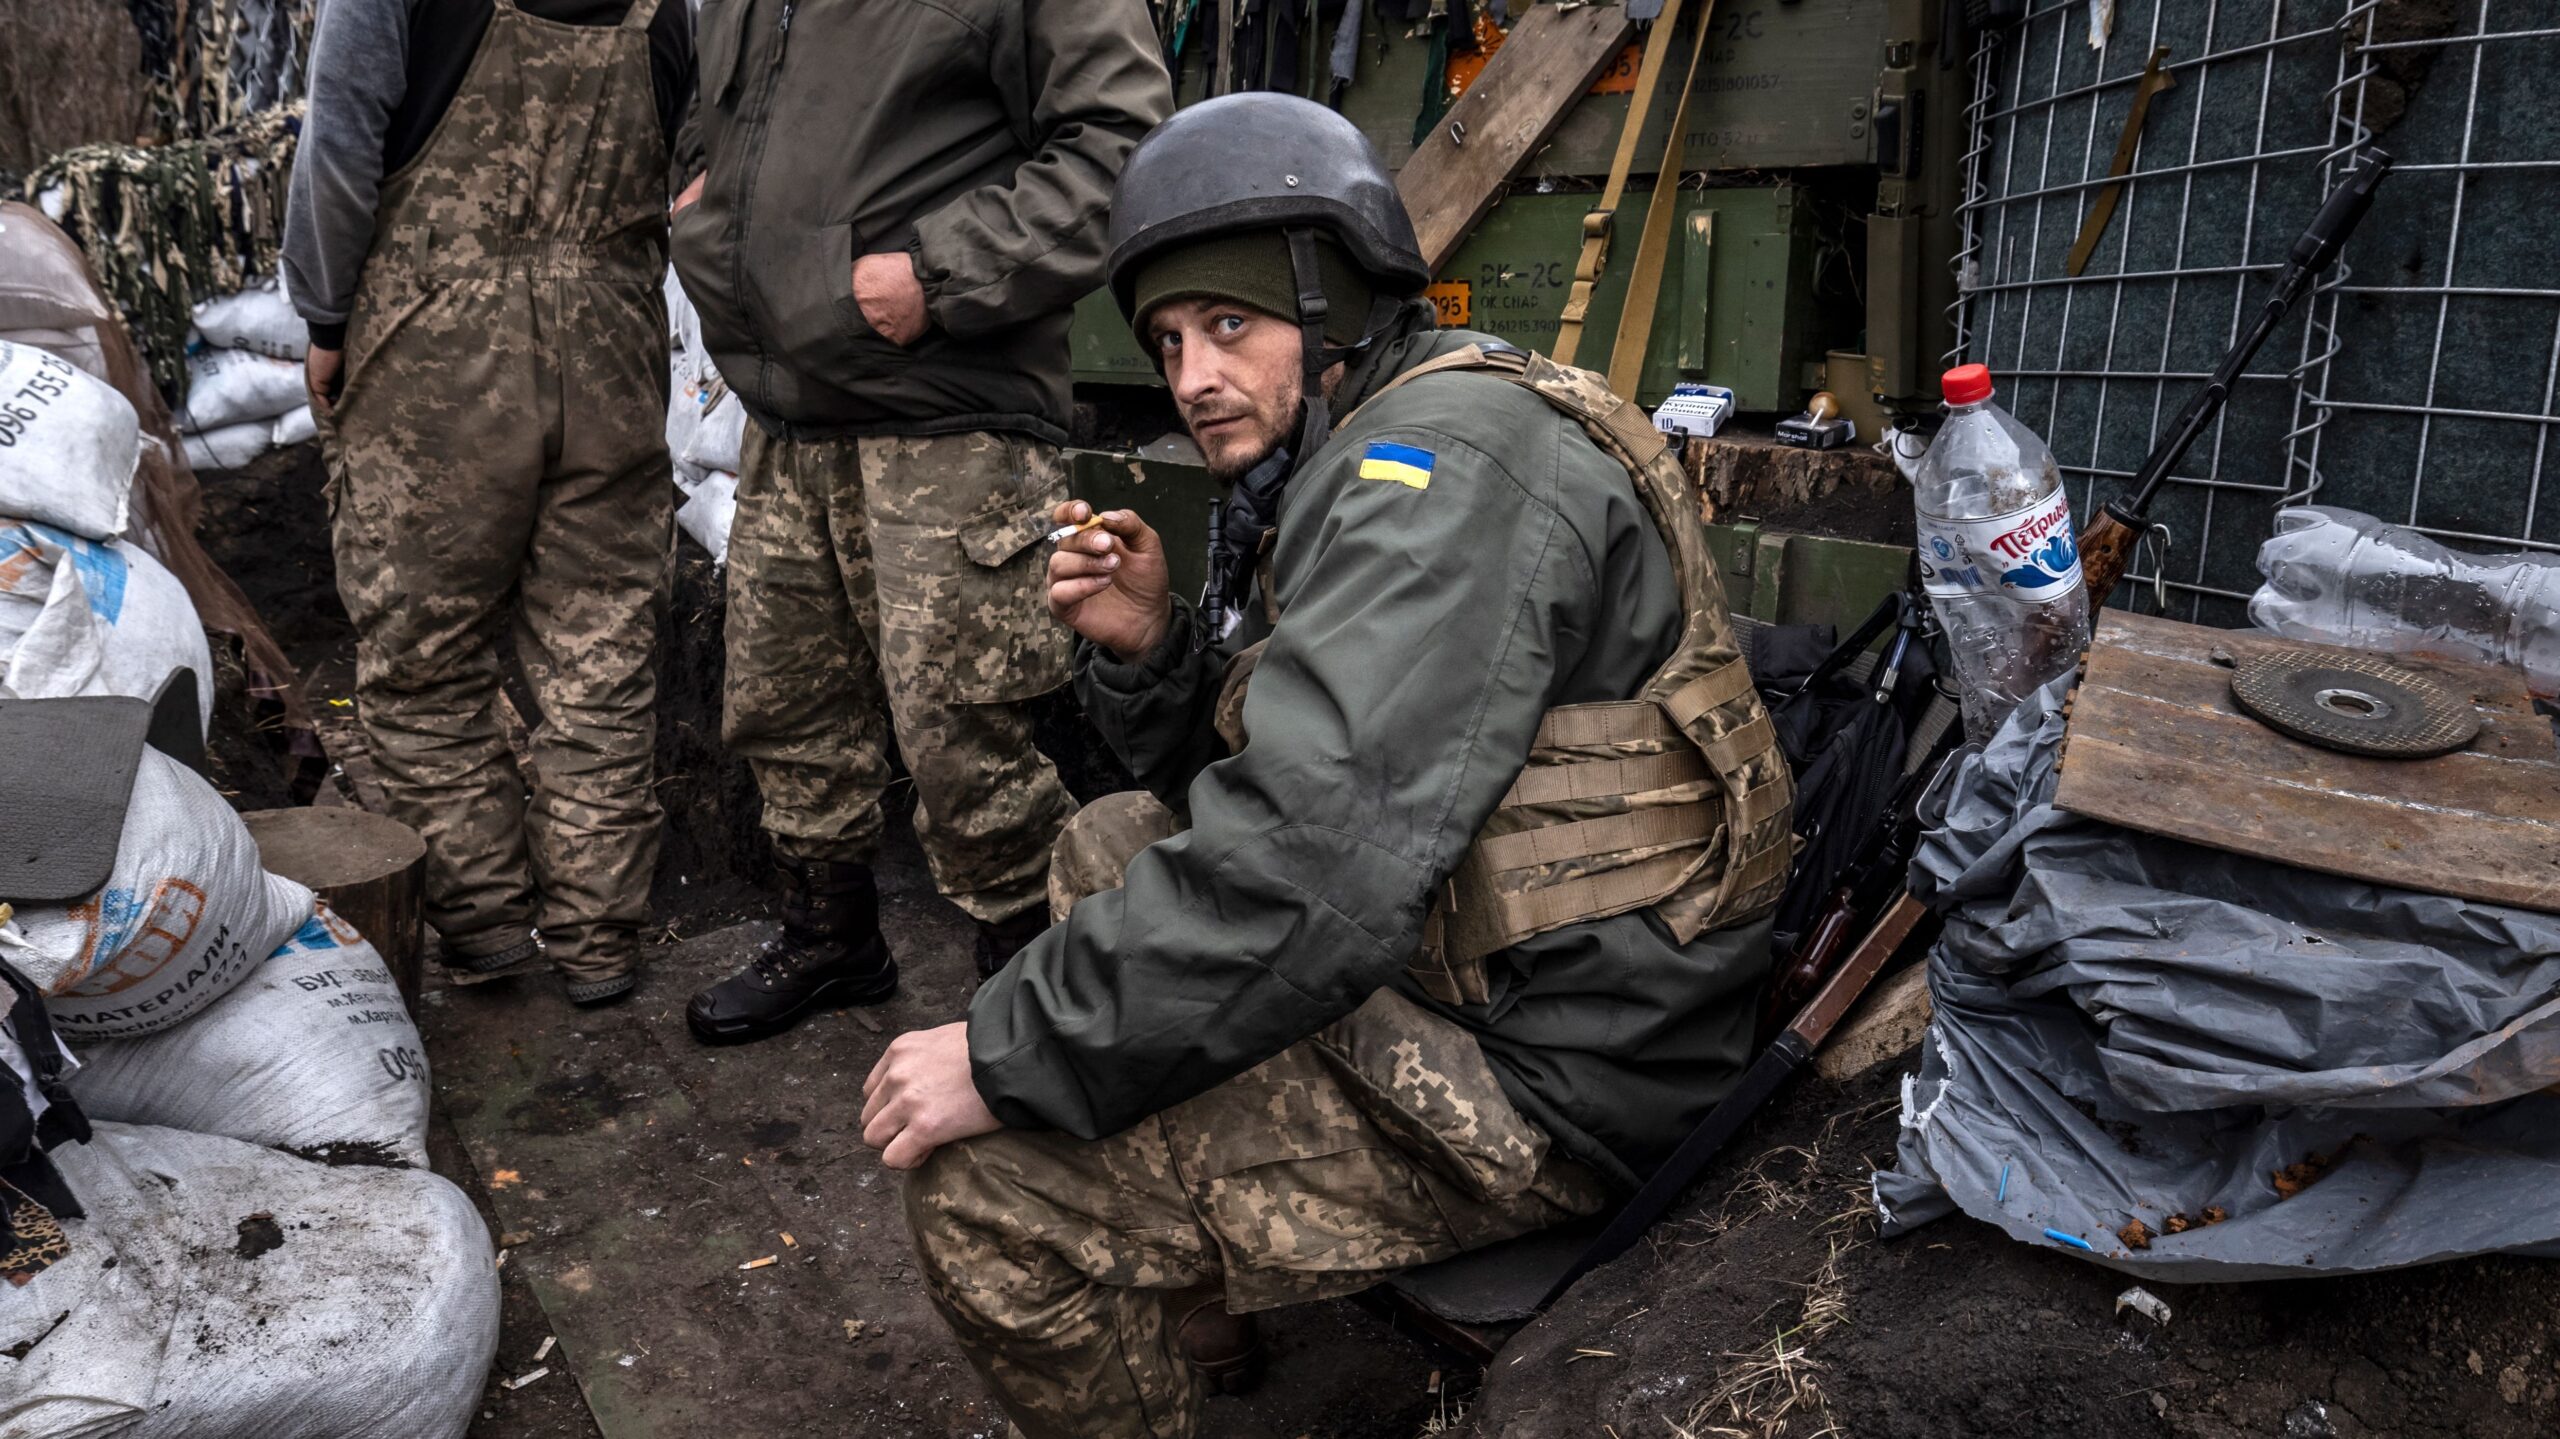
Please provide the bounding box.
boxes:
[0,757,492,1432]
[0,1120,499,1439]
[176,276,315,472]
[66,900,432,1166]
[2,746,313,1040]
[664,265,741,561]
[1874,678,2560,1278]
[0,339,215,735]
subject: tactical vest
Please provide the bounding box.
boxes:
[1217,345,1795,1007]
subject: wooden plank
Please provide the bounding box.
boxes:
[2055,612,2560,913]
[1396,3,1635,275]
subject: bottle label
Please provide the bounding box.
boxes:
[1916,487,2085,600]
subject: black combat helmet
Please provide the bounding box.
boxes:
[1105,93,1430,320]
[1106,93,1430,459]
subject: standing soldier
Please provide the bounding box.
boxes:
[861,96,1794,1437]
[672,0,1172,1044]
[288,0,696,1005]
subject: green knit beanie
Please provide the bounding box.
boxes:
[1128,231,1377,349]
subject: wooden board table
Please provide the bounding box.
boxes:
[2055,611,2560,913]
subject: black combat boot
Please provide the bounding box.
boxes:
[686,858,897,1044]
[972,907,1051,982]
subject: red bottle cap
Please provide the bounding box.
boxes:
[1942,363,1994,406]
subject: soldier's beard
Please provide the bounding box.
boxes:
[1186,391,1302,483]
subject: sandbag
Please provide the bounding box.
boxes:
[181,418,273,473]
[677,468,737,563]
[177,347,305,432]
[0,337,137,542]
[270,403,315,447]
[1876,678,2560,1279]
[664,264,746,477]
[65,903,429,1167]
[2,747,313,1041]
[0,1122,499,1439]
[0,516,216,734]
[190,278,309,361]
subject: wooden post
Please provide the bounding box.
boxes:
[242,807,429,1006]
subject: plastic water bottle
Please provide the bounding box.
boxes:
[2251,505,2560,700]
[1912,364,2093,743]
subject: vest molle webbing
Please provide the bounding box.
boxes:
[1305,344,1796,1007]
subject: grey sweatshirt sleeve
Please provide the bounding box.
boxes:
[284,0,413,349]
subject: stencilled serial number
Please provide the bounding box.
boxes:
[0,352,79,448]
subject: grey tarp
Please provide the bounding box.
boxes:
[1874,678,2560,1280]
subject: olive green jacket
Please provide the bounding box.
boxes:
[672,0,1171,444]
[968,308,1774,1189]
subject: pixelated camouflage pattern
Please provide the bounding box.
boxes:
[723,426,1072,921]
[911,794,1604,1437]
[321,0,674,982]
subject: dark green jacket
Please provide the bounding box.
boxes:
[969,308,1774,1189]
[672,0,1171,444]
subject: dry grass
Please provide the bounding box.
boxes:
[1665,1111,1889,1439]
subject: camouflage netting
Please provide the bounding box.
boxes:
[23,104,302,398]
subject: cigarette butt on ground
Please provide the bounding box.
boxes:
[503,1367,550,1390]
[1047,514,1106,543]
[534,1336,556,1362]
[782,1232,798,1248]
[740,1255,779,1271]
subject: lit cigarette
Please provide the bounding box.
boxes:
[1047,515,1106,543]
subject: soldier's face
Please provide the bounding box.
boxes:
[1149,299,1307,480]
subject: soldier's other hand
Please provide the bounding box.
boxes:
[305,346,344,417]
[1047,501,1171,664]
[853,252,930,346]
[673,172,705,214]
[861,1022,1000,1170]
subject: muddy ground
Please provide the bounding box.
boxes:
[196,443,2560,1438]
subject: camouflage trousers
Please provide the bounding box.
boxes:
[723,428,1073,922]
[908,792,1609,1439]
[325,273,673,982]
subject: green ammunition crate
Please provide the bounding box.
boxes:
[1075,183,1820,413]
[1328,0,1887,177]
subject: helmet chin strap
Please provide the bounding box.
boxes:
[1286,227,1337,458]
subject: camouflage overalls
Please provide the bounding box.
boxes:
[907,792,1609,1439]
[323,0,674,986]
[723,430,1073,923]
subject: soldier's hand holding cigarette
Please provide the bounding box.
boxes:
[1045,500,1172,664]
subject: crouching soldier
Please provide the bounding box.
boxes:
[858,95,1795,1439]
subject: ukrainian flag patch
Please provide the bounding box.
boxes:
[1357,441,1435,490]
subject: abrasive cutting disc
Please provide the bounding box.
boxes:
[2229,649,2481,759]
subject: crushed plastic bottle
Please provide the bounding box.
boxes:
[2250,505,2560,700]
[1912,364,2093,743]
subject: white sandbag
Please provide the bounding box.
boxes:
[182,417,274,473]
[190,277,309,360]
[678,469,737,563]
[664,263,747,475]
[682,388,745,474]
[270,403,316,447]
[0,516,215,734]
[65,903,429,1167]
[178,347,306,432]
[0,1122,499,1439]
[0,337,137,542]
[1,748,313,1041]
